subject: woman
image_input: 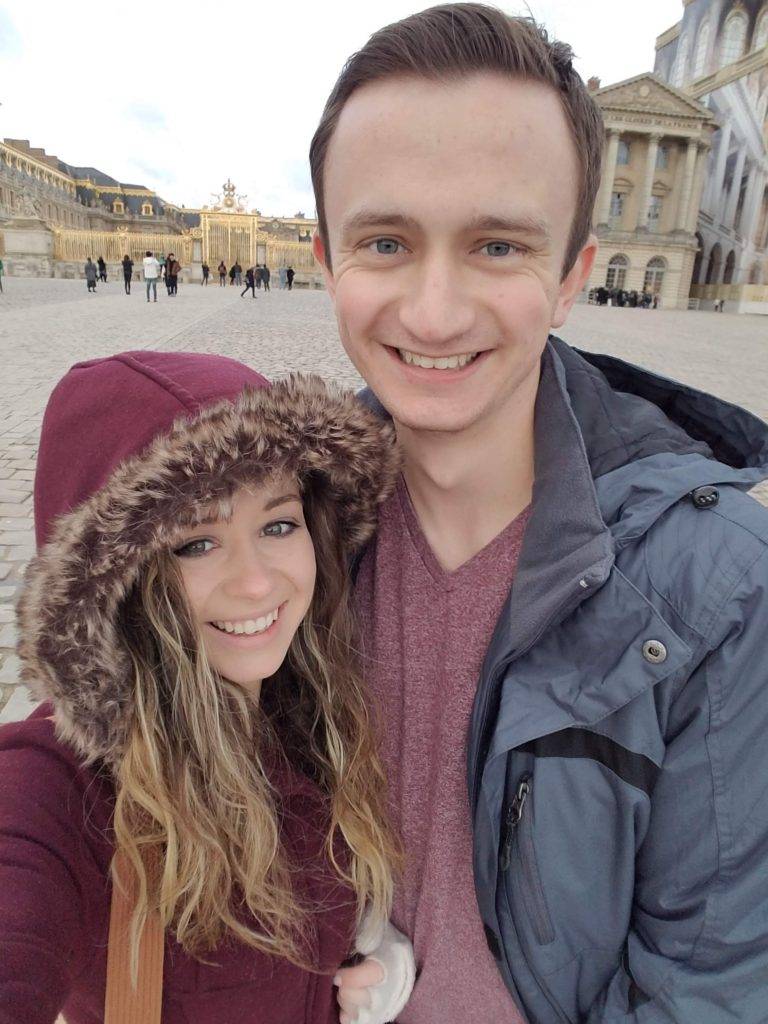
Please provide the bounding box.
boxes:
[0,350,413,1024]
[122,253,134,295]
[97,255,108,283]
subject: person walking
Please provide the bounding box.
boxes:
[262,263,271,292]
[279,265,288,290]
[241,266,257,298]
[165,253,180,296]
[201,262,210,285]
[143,250,160,302]
[97,256,107,283]
[312,8,768,1024]
[84,257,98,293]
[0,349,414,1024]
[122,254,134,295]
[286,265,295,290]
[218,260,227,286]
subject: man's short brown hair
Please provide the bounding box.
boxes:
[310,2,604,277]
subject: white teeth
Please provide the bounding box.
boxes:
[398,349,478,369]
[214,608,279,636]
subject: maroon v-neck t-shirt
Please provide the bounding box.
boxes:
[355,476,529,1024]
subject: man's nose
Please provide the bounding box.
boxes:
[398,255,475,347]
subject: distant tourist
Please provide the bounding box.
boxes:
[286,265,295,290]
[240,266,256,298]
[254,265,263,289]
[201,262,210,285]
[218,260,227,286]
[97,256,107,283]
[85,257,98,293]
[229,263,236,286]
[122,254,134,295]
[143,250,160,302]
[262,263,271,292]
[279,265,287,290]
[234,261,243,287]
[165,253,180,296]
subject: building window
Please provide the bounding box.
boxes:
[609,192,625,227]
[754,9,768,50]
[643,256,666,293]
[720,10,748,68]
[113,200,125,214]
[656,145,670,170]
[606,253,629,289]
[141,202,153,216]
[617,141,631,165]
[693,21,710,78]
[672,36,690,86]
[648,195,664,231]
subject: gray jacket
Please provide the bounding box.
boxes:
[361,335,768,1022]
[469,337,768,1022]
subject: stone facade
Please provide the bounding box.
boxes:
[589,75,715,309]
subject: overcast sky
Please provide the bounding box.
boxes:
[0,0,681,217]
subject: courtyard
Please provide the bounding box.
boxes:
[1,277,767,722]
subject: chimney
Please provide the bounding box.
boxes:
[588,76,601,93]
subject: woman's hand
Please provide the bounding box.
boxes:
[335,958,385,1024]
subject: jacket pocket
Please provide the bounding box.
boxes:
[501,773,555,946]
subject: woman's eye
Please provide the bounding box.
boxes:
[263,520,297,538]
[369,238,402,255]
[481,241,517,258]
[174,538,215,558]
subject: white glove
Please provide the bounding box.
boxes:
[348,913,416,1024]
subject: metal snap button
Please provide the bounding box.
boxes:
[642,640,667,664]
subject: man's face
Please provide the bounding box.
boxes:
[317,73,596,435]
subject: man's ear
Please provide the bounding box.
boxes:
[312,230,336,298]
[552,233,598,329]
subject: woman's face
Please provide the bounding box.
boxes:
[173,478,316,698]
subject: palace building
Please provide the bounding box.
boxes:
[589,0,768,312]
[0,139,320,285]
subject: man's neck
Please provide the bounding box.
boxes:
[397,370,538,573]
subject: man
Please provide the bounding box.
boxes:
[165,253,180,296]
[315,6,768,1023]
[261,262,271,292]
[286,265,294,290]
[201,261,210,285]
[84,257,98,293]
[143,250,160,302]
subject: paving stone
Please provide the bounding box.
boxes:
[0,686,38,725]
[0,622,18,648]
[0,654,20,684]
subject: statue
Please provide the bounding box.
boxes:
[210,178,248,213]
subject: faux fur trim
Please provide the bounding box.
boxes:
[17,375,398,766]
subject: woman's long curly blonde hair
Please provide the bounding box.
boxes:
[113,477,400,975]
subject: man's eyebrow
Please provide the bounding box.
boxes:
[466,213,551,241]
[340,210,421,234]
[263,493,302,512]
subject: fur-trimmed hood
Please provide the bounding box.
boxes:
[18,358,398,768]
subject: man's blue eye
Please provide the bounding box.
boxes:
[483,242,514,257]
[175,538,214,558]
[374,238,401,255]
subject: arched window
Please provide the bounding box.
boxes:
[723,249,736,283]
[720,10,748,68]
[672,36,690,86]
[643,256,667,294]
[606,253,629,289]
[113,199,124,214]
[693,21,711,78]
[617,140,631,165]
[141,202,153,216]
[754,9,768,50]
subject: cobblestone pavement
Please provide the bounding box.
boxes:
[1,277,767,722]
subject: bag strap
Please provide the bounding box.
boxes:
[104,850,165,1024]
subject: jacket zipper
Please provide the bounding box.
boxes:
[500,774,555,946]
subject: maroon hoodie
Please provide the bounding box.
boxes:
[0,351,399,1024]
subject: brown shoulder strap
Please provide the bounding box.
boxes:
[104,850,165,1024]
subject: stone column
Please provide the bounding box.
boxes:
[723,147,747,230]
[705,121,732,216]
[675,138,699,231]
[595,130,622,226]
[741,166,765,244]
[685,143,709,234]
[636,133,662,231]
